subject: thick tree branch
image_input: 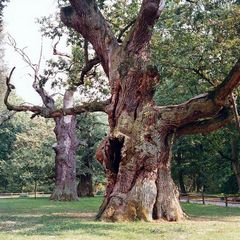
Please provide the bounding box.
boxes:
[126,0,164,53]
[176,107,234,136]
[79,57,100,85]
[60,1,118,76]
[157,59,240,128]
[214,60,240,105]
[47,99,110,118]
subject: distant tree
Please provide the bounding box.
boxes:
[9,117,55,195]
[76,113,108,197]
[0,114,23,192]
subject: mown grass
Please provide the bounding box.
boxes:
[0,196,240,240]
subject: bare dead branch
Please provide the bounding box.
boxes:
[7,35,55,109]
[53,37,71,58]
[4,67,109,118]
[4,67,45,115]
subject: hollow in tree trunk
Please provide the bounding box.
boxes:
[50,90,79,201]
[96,107,183,221]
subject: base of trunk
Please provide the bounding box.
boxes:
[77,174,94,197]
[153,167,184,221]
[97,170,185,222]
[50,186,79,201]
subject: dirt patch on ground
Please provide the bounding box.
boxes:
[51,212,96,220]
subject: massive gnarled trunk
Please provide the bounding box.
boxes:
[95,57,183,221]
[60,0,240,221]
[50,90,79,201]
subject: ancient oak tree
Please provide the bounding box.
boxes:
[60,0,240,221]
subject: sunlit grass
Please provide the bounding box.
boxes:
[0,196,240,240]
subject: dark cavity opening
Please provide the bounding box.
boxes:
[109,137,124,174]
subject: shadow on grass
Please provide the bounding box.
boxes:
[0,214,141,237]
[182,203,240,221]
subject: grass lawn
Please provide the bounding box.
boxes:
[0,196,240,240]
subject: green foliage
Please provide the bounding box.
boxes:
[149,0,240,194]
[171,122,240,194]
[0,112,55,193]
[153,0,240,105]
[102,0,140,37]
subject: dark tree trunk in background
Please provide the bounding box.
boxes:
[34,180,37,199]
[176,154,187,194]
[231,138,240,192]
[60,0,240,221]
[77,173,94,197]
[50,90,79,201]
[77,154,94,197]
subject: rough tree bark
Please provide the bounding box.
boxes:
[50,90,79,201]
[60,0,240,221]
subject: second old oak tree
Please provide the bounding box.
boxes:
[61,0,239,221]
